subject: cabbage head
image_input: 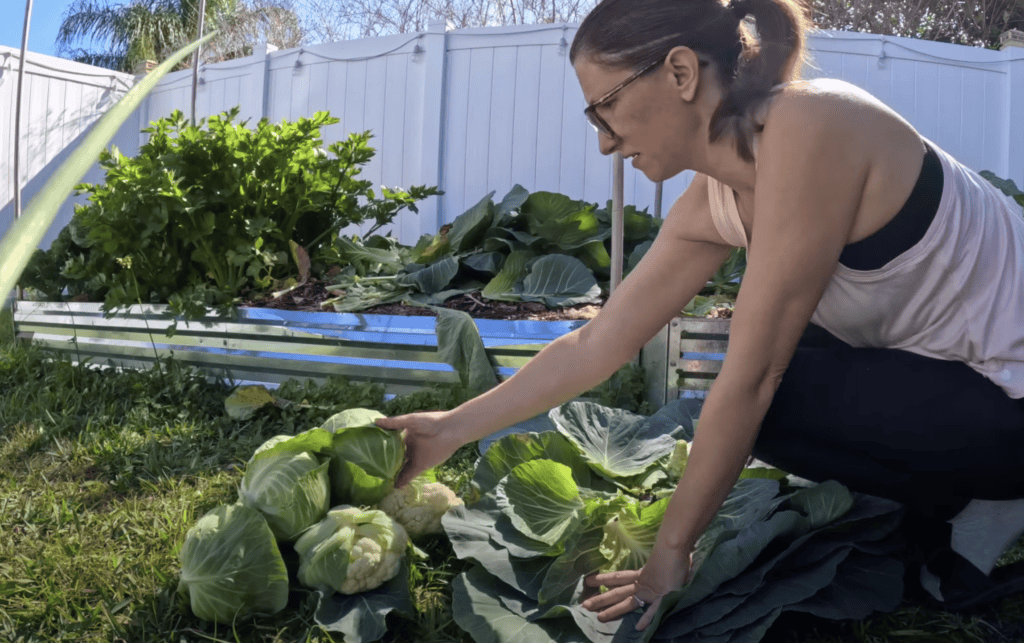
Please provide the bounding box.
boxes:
[295,505,409,595]
[321,409,405,506]
[177,503,289,623]
[240,434,331,541]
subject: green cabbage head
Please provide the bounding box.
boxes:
[177,503,289,623]
[240,434,332,541]
[295,505,409,595]
[321,409,405,506]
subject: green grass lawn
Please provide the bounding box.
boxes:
[1,306,1022,643]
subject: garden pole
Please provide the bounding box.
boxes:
[11,0,34,305]
[654,181,663,218]
[13,0,34,225]
[190,0,208,126]
[611,152,625,294]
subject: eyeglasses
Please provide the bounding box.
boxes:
[583,58,708,140]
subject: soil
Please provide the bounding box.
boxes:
[240,278,609,321]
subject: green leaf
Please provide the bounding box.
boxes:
[463,251,505,275]
[452,567,589,643]
[495,185,531,222]
[551,401,676,479]
[320,409,386,432]
[397,256,459,293]
[537,518,607,607]
[788,480,854,529]
[474,431,591,495]
[520,255,602,308]
[482,250,533,302]
[313,559,415,642]
[980,170,1024,207]
[599,498,670,573]
[289,240,311,282]
[0,33,215,306]
[224,385,279,420]
[448,192,496,253]
[434,307,499,395]
[496,460,585,547]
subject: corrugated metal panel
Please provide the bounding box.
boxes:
[13,302,586,394]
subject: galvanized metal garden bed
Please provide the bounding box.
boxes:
[12,302,588,397]
[14,302,728,407]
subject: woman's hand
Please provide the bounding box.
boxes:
[581,541,694,631]
[375,412,463,488]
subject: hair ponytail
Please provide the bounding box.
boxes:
[571,0,817,163]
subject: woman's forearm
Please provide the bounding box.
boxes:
[655,377,777,554]
[442,326,627,445]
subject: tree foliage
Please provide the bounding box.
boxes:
[301,0,1024,50]
[56,0,305,72]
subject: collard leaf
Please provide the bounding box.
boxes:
[520,255,602,308]
[225,385,279,420]
[482,249,533,302]
[435,308,499,395]
[442,503,554,599]
[788,480,854,529]
[452,567,589,643]
[335,236,404,271]
[463,251,505,275]
[397,256,459,293]
[787,551,904,620]
[407,285,480,306]
[313,559,414,642]
[495,184,531,221]
[449,192,496,253]
[551,401,676,479]
[496,460,585,547]
[627,240,653,274]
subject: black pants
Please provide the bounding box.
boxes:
[752,324,1024,523]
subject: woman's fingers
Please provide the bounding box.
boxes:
[579,582,636,615]
[584,570,640,588]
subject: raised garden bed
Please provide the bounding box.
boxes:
[12,302,588,397]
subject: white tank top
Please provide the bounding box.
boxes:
[707,134,1024,399]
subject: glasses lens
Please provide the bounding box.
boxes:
[585,107,613,138]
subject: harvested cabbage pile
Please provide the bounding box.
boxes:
[176,408,462,642]
[444,400,906,643]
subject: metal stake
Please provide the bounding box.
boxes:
[13,0,34,225]
[190,0,208,125]
[610,152,625,294]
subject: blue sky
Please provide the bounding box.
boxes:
[1,0,71,58]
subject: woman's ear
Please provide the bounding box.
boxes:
[665,47,702,103]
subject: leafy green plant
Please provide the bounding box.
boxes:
[444,399,907,643]
[24,108,440,320]
[981,170,1024,208]
[0,34,214,308]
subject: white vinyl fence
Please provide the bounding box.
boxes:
[4,26,1024,247]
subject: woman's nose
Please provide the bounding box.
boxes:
[598,132,617,156]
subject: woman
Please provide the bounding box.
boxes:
[376,0,1024,629]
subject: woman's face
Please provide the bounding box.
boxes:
[574,49,707,183]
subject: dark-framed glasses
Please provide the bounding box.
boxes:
[584,58,708,139]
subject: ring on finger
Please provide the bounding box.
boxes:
[632,595,645,609]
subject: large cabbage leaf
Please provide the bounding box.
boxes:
[239,434,331,541]
[551,401,676,480]
[321,410,404,506]
[496,460,585,547]
[177,503,289,623]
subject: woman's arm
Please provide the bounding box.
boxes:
[657,95,875,555]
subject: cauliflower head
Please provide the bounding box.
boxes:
[378,476,464,539]
[295,506,408,595]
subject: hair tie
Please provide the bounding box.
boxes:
[730,0,751,20]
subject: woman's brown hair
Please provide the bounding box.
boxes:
[570,0,817,163]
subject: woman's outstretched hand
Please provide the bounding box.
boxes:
[375,412,462,488]
[581,541,694,631]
